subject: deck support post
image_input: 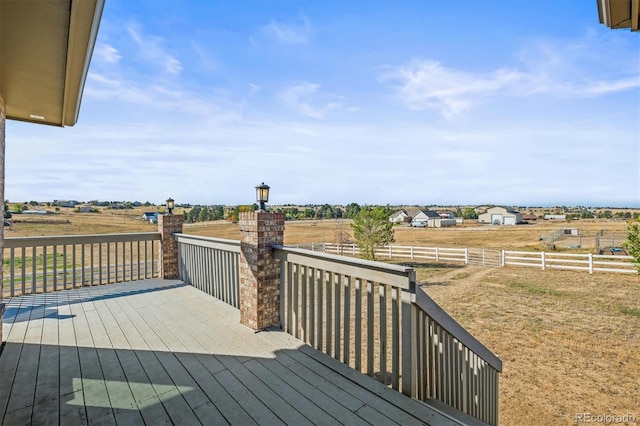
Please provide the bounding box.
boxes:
[239,211,285,331]
[0,96,5,341]
[158,213,183,279]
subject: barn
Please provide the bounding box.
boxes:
[478,206,523,225]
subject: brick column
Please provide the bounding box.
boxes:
[158,214,183,279]
[239,211,285,331]
[0,95,5,341]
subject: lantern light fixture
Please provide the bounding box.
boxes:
[255,183,270,211]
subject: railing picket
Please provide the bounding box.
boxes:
[31,246,37,293]
[317,269,324,352]
[366,280,374,377]
[334,273,341,361]
[354,278,362,371]
[301,265,308,343]
[379,283,387,384]
[43,246,48,292]
[10,248,15,297]
[309,267,316,348]
[326,271,333,357]
[343,276,351,366]
[21,247,26,296]
[53,245,58,291]
[292,263,299,338]
[391,286,400,391]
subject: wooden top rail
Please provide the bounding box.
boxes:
[4,232,161,248]
[175,234,241,253]
[415,286,503,372]
[273,245,415,290]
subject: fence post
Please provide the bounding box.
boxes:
[389,245,392,258]
[410,245,414,260]
[352,244,356,255]
[501,250,505,267]
[589,253,593,274]
[435,247,439,262]
[541,252,546,271]
[465,248,469,265]
[311,242,315,251]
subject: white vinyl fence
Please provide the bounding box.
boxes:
[295,243,637,275]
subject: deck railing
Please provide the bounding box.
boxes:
[273,245,502,425]
[3,232,161,297]
[175,234,240,308]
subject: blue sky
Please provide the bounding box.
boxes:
[6,1,640,207]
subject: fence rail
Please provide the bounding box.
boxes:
[273,245,501,425]
[176,234,241,308]
[297,242,636,275]
[3,233,161,297]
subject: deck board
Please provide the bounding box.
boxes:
[0,279,455,425]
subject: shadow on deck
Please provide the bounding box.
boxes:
[0,279,470,425]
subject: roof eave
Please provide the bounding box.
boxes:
[62,0,105,127]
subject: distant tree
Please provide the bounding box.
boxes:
[344,203,361,219]
[455,208,463,217]
[4,200,11,219]
[334,219,351,254]
[303,208,315,218]
[462,208,478,219]
[350,206,395,260]
[623,218,640,274]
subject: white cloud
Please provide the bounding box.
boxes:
[279,82,342,119]
[383,34,640,118]
[94,44,121,64]
[127,23,182,74]
[381,60,523,117]
[263,18,311,45]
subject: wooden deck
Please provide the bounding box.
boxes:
[0,279,462,426]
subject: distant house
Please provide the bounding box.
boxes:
[389,210,410,223]
[522,214,538,221]
[23,210,48,215]
[411,210,456,228]
[478,206,523,225]
[544,214,566,221]
[56,200,79,208]
[77,206,96,213]
[437,211,455,219]
[142,212,159,223]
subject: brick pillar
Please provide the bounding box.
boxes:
[158,214,183,279]
[239,211,285,331]
[0,95,5,341]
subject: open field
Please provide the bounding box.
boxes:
[4,209,639,424]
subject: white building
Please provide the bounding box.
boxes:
[478,206,523,225]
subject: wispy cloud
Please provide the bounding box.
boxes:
[383,34,640,118]
[381,60,523,117]
[279,82,342,119]
[94,43,121,64]
[263,17,311,45]
[127,23,182,74]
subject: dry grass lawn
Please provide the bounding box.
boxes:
[5,211,639,424]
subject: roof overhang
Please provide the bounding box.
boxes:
[597,0,640,31]
[0,0,105,127]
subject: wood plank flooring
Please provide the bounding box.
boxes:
[0,279,454,425]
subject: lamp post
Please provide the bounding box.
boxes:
[255,182,270,211]
[166,197,175,215]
